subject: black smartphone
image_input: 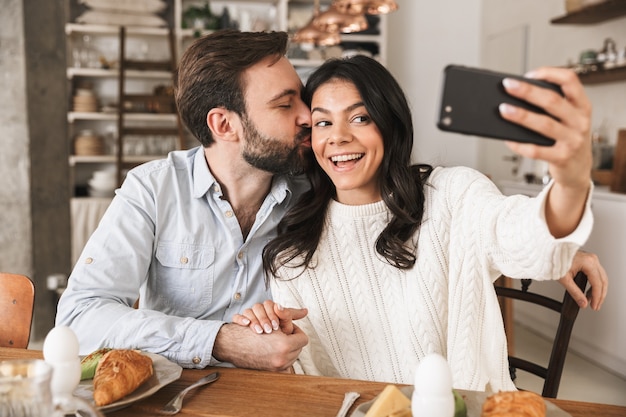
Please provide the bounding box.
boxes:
[436,65,563,146]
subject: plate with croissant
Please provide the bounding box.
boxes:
[74,349,183,412]
[351,386,571,417]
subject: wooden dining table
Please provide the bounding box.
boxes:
[2,347,625,417]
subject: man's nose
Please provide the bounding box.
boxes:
[297,100,312,128]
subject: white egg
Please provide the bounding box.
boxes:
[413,353,453,396]
[43,325,80,363]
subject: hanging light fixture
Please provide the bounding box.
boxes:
[292,0,342,47]
[313,4,368,34]
[292,0,398,48]
[332,0,399,15]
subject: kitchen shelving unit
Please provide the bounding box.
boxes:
[551,0,626,85]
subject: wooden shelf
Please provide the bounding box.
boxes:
[68,112,178,123]
[67,67,172,80]
[65,23,169,36]
[551,0,626,24]
[577,65,626,84]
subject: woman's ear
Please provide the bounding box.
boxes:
[207,108,240,142]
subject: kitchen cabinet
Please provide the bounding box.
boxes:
[499,180,626,380]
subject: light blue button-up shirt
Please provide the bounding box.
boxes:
[56,147,309,368]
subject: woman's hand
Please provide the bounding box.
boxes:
[559,250,608,311]
[232,300,307,335]
[500,67,593,237]
[500,67,592,187]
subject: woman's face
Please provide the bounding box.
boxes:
[310,79,384,205]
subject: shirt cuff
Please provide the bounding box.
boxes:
[178,319,226,368]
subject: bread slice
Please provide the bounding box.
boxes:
[481,390,546,417]
[93,349,153,406]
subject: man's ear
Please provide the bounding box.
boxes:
[207,108,240,142]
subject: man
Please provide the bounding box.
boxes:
[56,30,310,371]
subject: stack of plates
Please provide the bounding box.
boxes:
[74,130,105,155]
[73,88,99,113]
[87,168,117,198]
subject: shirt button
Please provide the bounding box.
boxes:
[237,252,244,260]
[225,210,233,217]
[180,257,189,264]
[233,292,241,300]
[192,357,201,365]
[85,257,93,264]
[213,185,220,193]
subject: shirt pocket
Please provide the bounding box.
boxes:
[154,242,215,317]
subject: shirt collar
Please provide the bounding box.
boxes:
[191,145,294,205]
[192,147,216,199]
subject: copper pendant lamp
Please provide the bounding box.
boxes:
[292,0,342,46]
[292,21,341,46]
[332,0,399,15]
[313,4,368,34]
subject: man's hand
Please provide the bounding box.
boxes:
[213,322,308,372]
[559,251,608,311]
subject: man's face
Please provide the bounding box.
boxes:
[240,56,312,175]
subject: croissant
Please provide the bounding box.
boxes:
[481,391,546,417]
[93,349,154,406]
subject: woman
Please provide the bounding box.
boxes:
[235,56,593,392]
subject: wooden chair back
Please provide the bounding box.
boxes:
[494,271,588,398]
[0,272,35,348]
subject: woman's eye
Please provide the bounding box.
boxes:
[353,115,369,123]
[314,120,331,127]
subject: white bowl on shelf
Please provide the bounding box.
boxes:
[88,177,117,191]
[87,187,115,198]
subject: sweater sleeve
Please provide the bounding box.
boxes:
[438,167,593,282]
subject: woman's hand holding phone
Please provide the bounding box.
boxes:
[500,67,592,191]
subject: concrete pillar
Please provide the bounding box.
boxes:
[0,0,71,342]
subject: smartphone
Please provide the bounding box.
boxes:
[436,65,563,146]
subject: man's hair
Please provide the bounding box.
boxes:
[174,30,289,147]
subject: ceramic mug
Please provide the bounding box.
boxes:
[0,359,103,417]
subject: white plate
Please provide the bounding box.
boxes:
[74,352,183,413]
[351,386,571,417]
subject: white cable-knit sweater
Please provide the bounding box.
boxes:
[270,166,593,392]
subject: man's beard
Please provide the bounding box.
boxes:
[241,115,310,175]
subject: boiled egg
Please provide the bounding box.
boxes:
[43,325,80,363]
[412,353,454,417]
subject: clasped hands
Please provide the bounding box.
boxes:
[232,300,306,336]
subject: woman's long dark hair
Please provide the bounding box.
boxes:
[263,55,432,279]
